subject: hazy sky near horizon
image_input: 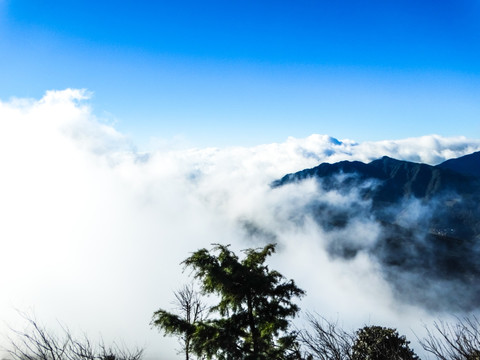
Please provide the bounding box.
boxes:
[1,0,480,147]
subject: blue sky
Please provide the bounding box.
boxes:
[3,3,480,356]
[1,0,480,147]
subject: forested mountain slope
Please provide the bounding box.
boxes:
[272,152,480,311]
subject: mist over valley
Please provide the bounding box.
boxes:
[272,152,480,311]
[1,91,480,358]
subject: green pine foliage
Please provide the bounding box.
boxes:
[152,243,305,360]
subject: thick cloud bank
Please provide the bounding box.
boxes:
[1,90,480,358]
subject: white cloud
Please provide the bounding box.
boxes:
[1,90,479,359]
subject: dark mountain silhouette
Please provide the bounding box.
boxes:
[272,155,479,201]
[437,150,480,178]
[271,153,480,311]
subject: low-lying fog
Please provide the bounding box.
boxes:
[2,90,480,358]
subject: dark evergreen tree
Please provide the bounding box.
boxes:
[152,243,305,360]
[352,326,419,360]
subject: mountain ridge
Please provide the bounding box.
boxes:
[272,152,480,201]
[270,151,480,311]
[436,151,480,178]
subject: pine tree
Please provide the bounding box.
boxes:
[152,243,305,360]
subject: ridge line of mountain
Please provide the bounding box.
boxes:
[271,151,480,192]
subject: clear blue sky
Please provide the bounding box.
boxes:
[1,0,480,147]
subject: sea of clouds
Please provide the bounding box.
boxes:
[1,89,480,359]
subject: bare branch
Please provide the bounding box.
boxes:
[299,313,354,360]
[3,312,144,360]
[170,283,208,360]
[420,316,480,360]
